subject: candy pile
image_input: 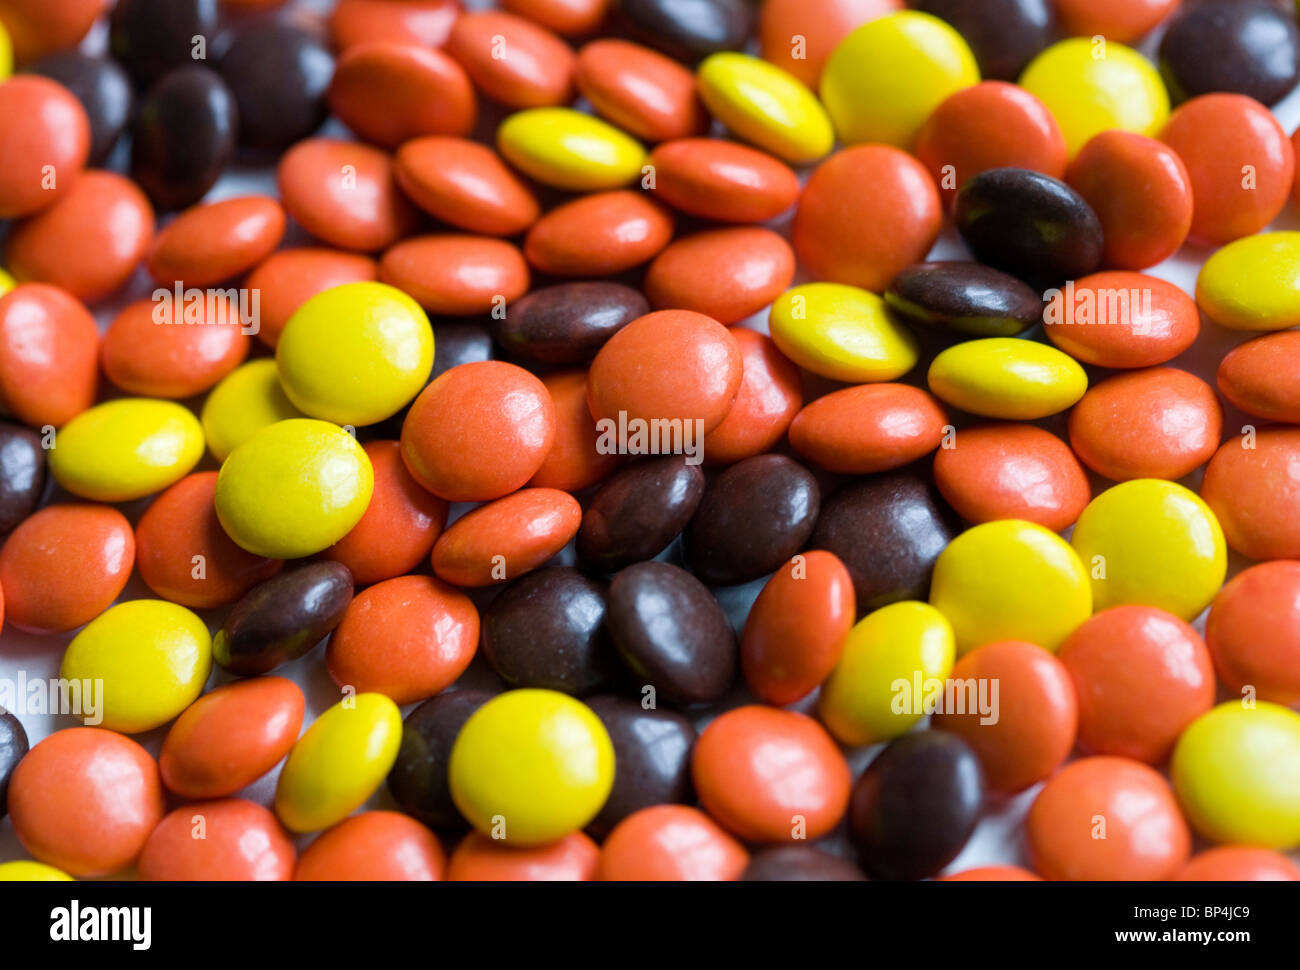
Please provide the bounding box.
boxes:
[1,0,1300,883]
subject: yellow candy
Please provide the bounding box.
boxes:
[696,53,834,164]
[276,282,433,427]
[49,398,204,502]
[61,600,212,734]
[0,861,73,881]
[1195,230,1300,331]
[927,337,1087,419]
[449,689,614,846]
[1070,479,1226,621]
[497,108,647,191]
[769,283,919,382]
[275,692,402,833]
[1172,701,1300,849]
[200,358,305,462]
[930,519,1091,654]
[215,418,374,559]
[1019,38,1170,158]
[820,11,979,148]
[0,265,14,295]
[0,21,11,80]
[818,601,955,746]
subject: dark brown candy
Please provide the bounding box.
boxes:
[914,0,1056,82]
[109,0,219,89]
[0,707,28,820]
[619,0,754,62]
[0,422,46,534]
[741,846,868,881]
[499,283,648,364]
[577,456,705,572]
[885,261,1043,339]
[1159,0,1300,107]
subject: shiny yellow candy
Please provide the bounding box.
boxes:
[0,861,73,881]
[820,11,979,148]
[49,398,204,502]
[200,358,305,462]
[1195,231,1300,331]
[449,689,614,846]
[275,692,402,833]
[276,282,433,427]
[818,601,955,746]
[930,519,1092,655]
[1019,38,1170,158]
[927,338,1087,420]
[1070,479,1226,621]
[769,283,919,382]
[215,418,374,559]
[1172,701,1300,849]
[0,265,14,295]
[696,53,834,164]
[61,600,212,734]
[0,22,11,80]
[497,108,647,191]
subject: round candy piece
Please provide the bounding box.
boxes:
[0,420,44,534]
[769,283,919,383]
[911,0,1054,82]
[497,107,647,191]
[499,282,648,364]
[295,812,445,881]
[647,137,799,224]
[524,190,674,277]
[617,0,753,62]
[395,136,540,236]
[1158,0,1300,107]
[447,831,598,882]
[138,800,295,881]
[145,196,286,287]
[329,0,459,50]
[380,235,530,315]
[444,10,573,109]
[0,706,27,819]
[530,369,621,492]
[1043,271,1199,367]
[101,298,249,399]
[576,39,707,143]
[0,0,102,62]
[109,0,219,88]
[695,52,833,164]
[789,384,948,476]
[596,805,748,881]
[431,487,581,587]
[759,0,901,87]
[199,359,306,463]
[576,456,705,571]
[1217,331,1300,422]
[926,338,1088,420]
[387,689,495,830]
[1054,0,1176,43]
[0,283,99,428]
[0,75,90,219]
[644,227,794,325]
[1174,847,1300,883]
[1196,231,1300,332]
[1207,561,1300,706]
[702,328,802,465]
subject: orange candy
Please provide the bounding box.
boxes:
[329,0,460,51]
[431,487,581,587]
[524,190,674,277]
[244,248,379,348]
[159,677,305,799]
[380,235,530,315]
[1055,0,1179,43]
[1043,271,1199,368]
[645,227,794,325]
[448,831,600,881]
[1174,847,1300,882]
[701,328,802,465]
[648,138,800,224]
[1201,429,1300,561]
[0,76,90,219]
[575,39,707,142]
[1217,330,1300,424]
[758,0,901,88]
[146,196,286,287]
[597,805,749,881]
[1206,560,1300,707]
[394,137,541,236]
[0,504,133,635]
[138,800,296,881]
[940,866,1042,881]
[503,0,607,35]
[0,283,99,428]
[296,812,446,881]
[0,0,103,61]
[445,10,576,108]
[101,298,250,399]
[530,369,622,491]
[789,383,949,476]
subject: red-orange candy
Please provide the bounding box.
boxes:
[530,370,622,491]
[0,504,133,635]
[5,170,155,303]
[587,309,742,433]
[741,551,855,706]
[503,0,607,35]
[244,248,379,348]
[524,190,674,277]
[136,472,282,609]
[1217,330,1300,423]
[1206,560,1300,706]
[448,831,599,881]
[102,298,249,399]
[138,800,295,881]
[445,10,576,108]
[1043,271,1199,367]
[0,283,98,427]
[327,575,479,703]
[789,383,948,475]
[1174,847,1300,882]
[278,137,418,252]
[431,488,581,587]
[401,360,556,502]
[933,424,1090,532]
[915,82,1067,210]
[575,39,706,142]
[380,235,530,315]
[0,0,103,62]
[794,145,943,292]
[645,228,794,325]
[1026,756,1191,881]
[1160,93,1294,245]
[329,0,459,51]
[329,42,477,149]
[648,138,800,224]
[159,677,305,799]
[1201,429,1300,560]
[296,812,446,881]
[0,76,91,219]
[701,328,801,465]
[323,440,448,586]
[145,196,286,287]
[394,136,541,236]
[940,866,1042,881]
[759,0,901,88]
[597,805,749,881]
[1055,0,1179,43]
[1067,130,1193,270]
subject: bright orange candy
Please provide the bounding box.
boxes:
[448,831,600,881]
[940,866,1043,881]
[1055,0,1179,42]
[102,298,249,399]
[741,551,855,706]
[323,440,449,585]
[431,488,581,587]
[575,39,707,142]
[503,0,607,35]
[530,370,622,491]
[296,812,446,881]
[136,472,282,609]
[1174,847,1300,882]
[0,0,103,61]
[329,0,459,51]
[645,228,795,325]
[146,196,286,287]
[1206,560,1300,707]
[1043,271,1199,367]
[278,137,418,252]
[327,574,479,704]
[0,283,98,427]
[915,82,1067,210]
[5,171,155,303]
[1067,130,1193,270]
[524,190,674,277]
[933,640,1077,795]
[6,728,164,878]
[0,76,90,219]
[597,805,749,881]
[380,235,530,315]
[138,800,295,881]
[789,383,948,475]
[702,329,801,465]
[794,144,943,292]
[329,42,477,148]
[1058,606,1215,764]
[159,677,305,799]
[244,248,379,348]
[1160,93,1294,245]
[933,424,1090,532]
[0,504,133,635]
[648,138,800,224]
[401,360,556,502]
[1201,429,1300,561]
[445,10,576,108]
[587,309,743,433]
[394,137,541,236]
[1217,330,1300,424]
[758,0,901,88]
[1027,756,1191,881]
